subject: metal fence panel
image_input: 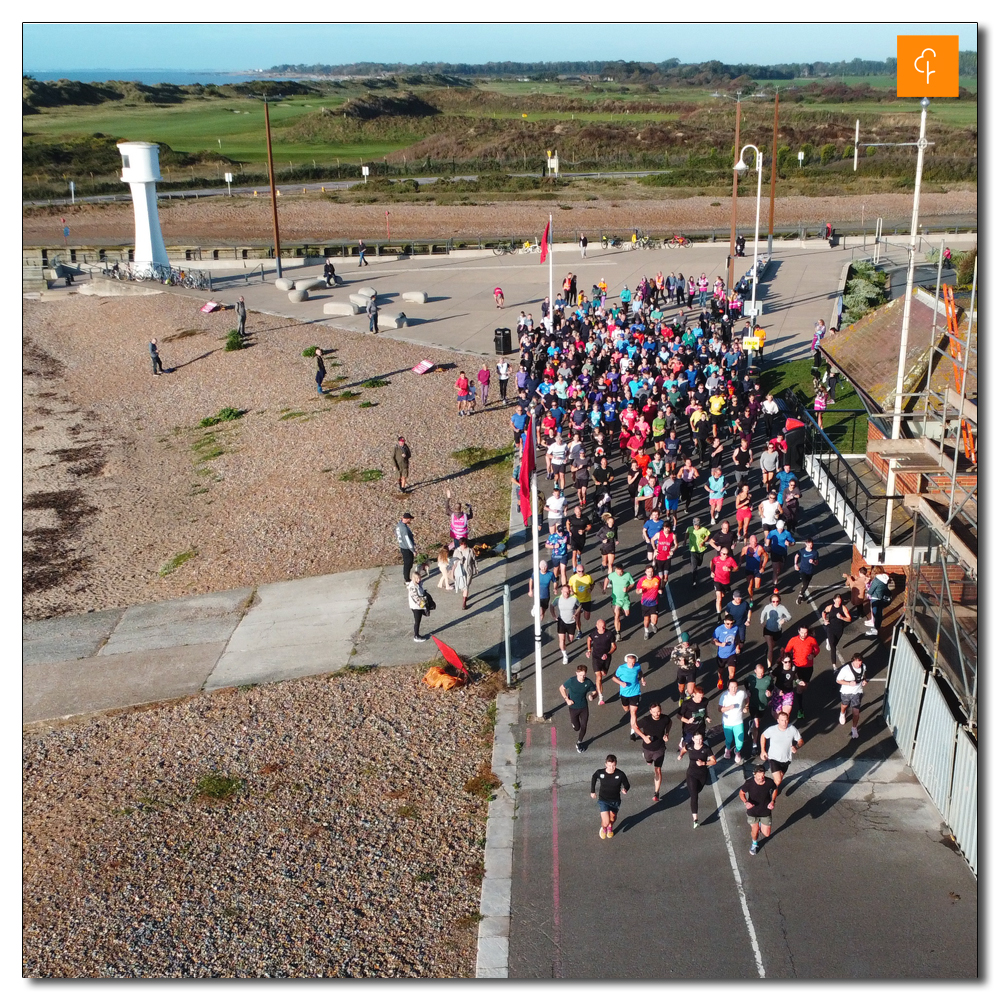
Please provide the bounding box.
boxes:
[948,728,978,876]
[911,676,958,819]
[884,632,926,765]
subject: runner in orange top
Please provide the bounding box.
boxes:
[636,565,662,641]
[783,625,820,721]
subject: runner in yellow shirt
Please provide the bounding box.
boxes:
[568,563,595,638]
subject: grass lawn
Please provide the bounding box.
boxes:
[759,356,869,454]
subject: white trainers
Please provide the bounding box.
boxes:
[562,650,568,664]
[851,726,859,739]
[839,711,846,725]
[826,639,831,651]
[865,628,878,637]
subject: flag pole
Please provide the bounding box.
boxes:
[531,448,543,720]
[548,213,554,332]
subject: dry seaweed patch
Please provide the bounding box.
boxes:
[22,666,498,978]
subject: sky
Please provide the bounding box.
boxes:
[23,20,978,73]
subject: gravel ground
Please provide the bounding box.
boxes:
[23,293,512,620]
[23,190,977,245]
[23,664,504,978]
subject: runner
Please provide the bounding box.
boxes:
[836,653,868,740]
[704,466,726,525]
[651,521,676,581]
[613,652,646,740]
[599,512,618,588]
[670,632,701,704]
[686,517,711,588]
[758,489,782,536]
[712,614,741,689]
[734,480,753,542]
[744,662,773,757]
[559,662,598,753]
[678,685,711,753]
[710,545,739,617]
[555,584,580,665]
[590,754,630,839]
[760,711,804,788]
[766,519,796,590]
[821,592,853,668]
[724,588,751,647]
[759,441,780,491]
[866,565,892,637]
[586,618,617,705]
[719,678,748,764]
[759,591,792,668]
[741,533,769,605]
[608,565,636,638]
[545,521,571,588]
[527,559,556,622]
[793,538,819,604]
[679,731,717,829]
[567,505,592,567]
[740,763,780,855]
[546,433,569,490]
[568,562,594,637]
[784,625,820,720]
[636,565,662,640]
[634,702,671,802]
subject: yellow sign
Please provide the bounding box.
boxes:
[742,335,761,350]
[897,35,959,97]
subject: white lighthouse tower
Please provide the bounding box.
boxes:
[117,141,169,272]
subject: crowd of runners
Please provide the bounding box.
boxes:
[502,268,882,854]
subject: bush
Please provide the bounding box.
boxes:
[820,143,838,166]
[200,407,245,427]
[955,247,977,287]
[842,261,888,325]
[302,345,319,357]
[224,329,243,352]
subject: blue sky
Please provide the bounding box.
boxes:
[23,22,978,73]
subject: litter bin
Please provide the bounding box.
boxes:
[494,327,512,355]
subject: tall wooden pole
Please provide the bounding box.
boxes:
[768,90,779,256]
[727,98,741,294]
[264,98,283,278]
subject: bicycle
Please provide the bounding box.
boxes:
[666,234,692,248]
[493,241,515,256]
[518,239,541,254]
[601,235,624,249]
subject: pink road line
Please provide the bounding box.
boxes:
[551,726,563,978]
[521,727,532,882]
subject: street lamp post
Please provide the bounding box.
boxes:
[734,144,763,321]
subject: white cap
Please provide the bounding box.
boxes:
[775,520,785,530]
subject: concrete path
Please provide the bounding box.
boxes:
[23,558,507,725]
[501,420,978,978]
[108,238,862,361]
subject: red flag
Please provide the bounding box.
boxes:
[518,417,535,526]
[539,221,550,264]
[431,635,469,677]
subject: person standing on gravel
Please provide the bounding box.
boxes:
[236,295,247,338]
[395,512,417,584]
[314,349,327,395]
[496,358,511,405]
[367,294,379,334]
[149,338,165,376]
[477,363,491,408]
[392,436,411,493]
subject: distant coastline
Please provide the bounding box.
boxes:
[22,69,293,86]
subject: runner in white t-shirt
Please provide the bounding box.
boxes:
[836,654,868,740]
[760,712,804,787]
[546,435,569,488]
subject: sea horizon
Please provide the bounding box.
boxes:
[23,69,297,86]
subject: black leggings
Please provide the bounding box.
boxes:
[569,705,589,743]
[687,770,709,814]
[412,609,424,638]
[827,626,844,666]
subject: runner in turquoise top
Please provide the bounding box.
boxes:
[608,566,635,637]
[613,653,646,739]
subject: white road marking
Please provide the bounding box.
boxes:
[711,773,767,978]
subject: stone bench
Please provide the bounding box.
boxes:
[402,290,427,304]
[275,277,295,291]
[384,312,408,329]
[349,292,373,308]
[288,288,309,303]
[323,301,361,316]
[357,286,378,299]
[295,276,327,292]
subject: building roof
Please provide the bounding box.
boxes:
[821,289,977,414]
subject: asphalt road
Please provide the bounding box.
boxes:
[501,383,978,978]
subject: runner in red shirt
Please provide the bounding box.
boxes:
[710,546,739,616]
[783,626,820,720]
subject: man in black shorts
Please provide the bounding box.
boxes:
[670,631,701,703]
[586,618,617,705]
[760,711,804,788]
[634,702,671,802]
[555,584,580,665]
[559,663,598,753]
[739,763,779,855]
[590,754,630,840]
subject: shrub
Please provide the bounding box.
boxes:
[955,247,977,287]
[361,377,390,388]
[842,261,888,325]
[302,345,319,357]
[820,143,838,166]
[200,407,244,427]
[224,329,243,352]
[339,468,384,482]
